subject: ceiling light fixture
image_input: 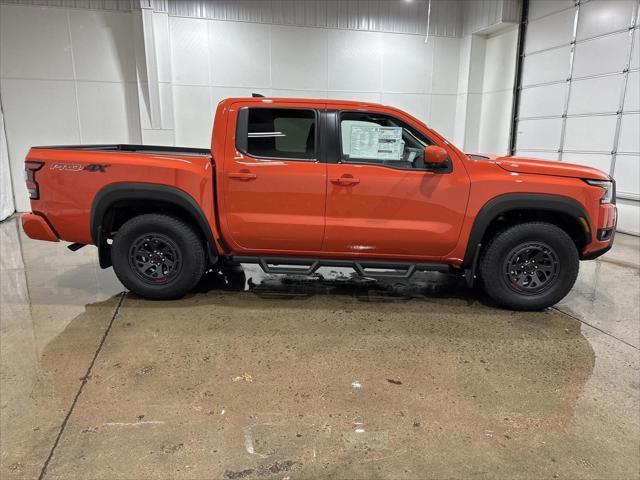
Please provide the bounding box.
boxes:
[424,0,432,44]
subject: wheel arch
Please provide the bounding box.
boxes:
[462,193,592,269]
[90,183,219,268]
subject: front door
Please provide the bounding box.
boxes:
[323,109,470,259]
[221,103,327,253]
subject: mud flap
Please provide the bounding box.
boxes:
[464,243,482,288]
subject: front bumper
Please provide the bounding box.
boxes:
[580,203,616,260]
[21,213,59,242]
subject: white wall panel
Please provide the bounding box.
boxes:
[463,93,483,150]
[618,113,640,153]
[564,115,617,152]
[631,28,639,70]
[516,118,563,150]
[0,79,80,212]
[562,152,612,174]
[568,75,624,115]
[153,13,172,84]
[328,29,382,92]
[271,89,327,99]
[429,95,457,140]
[172,85,214,148]
[616,199,640,234]
[142,129,174,146]
[577,0,636,41]
[525,8,575,53]
[159,82,174,130]
[138,82,151,130]
[478,90,513,154]
[482,26,518,92]
[381,34,433,94]
[68,10,136,82]
[515,150,560,160]
[210,86,265,112]
[327,91,381,103]
[169,17,209,85]
[456,35,473,93]
[76,81,140,143]
[463,35,487,94]
[614,154,640,195]
[519,83,566,118]
[380,93,430,123]
[0,108,14,221]
[625,71,640,112]
[521,47,570,86]
[208,20,271,88]
[432,37,461,94]
[573,32,630,77]
[472,26,518,156]
[528,0,574,21]
[453,94,468,146]
[271,25,328,91]
[0,4,74,80]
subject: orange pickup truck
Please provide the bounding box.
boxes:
[22,97,617,309]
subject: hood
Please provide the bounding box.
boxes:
[468,154,610,181]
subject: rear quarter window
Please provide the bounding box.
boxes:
[237,107,316,160]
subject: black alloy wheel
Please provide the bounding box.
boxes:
[503,242,559,294]
[129,233,182,284]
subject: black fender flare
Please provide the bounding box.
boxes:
[461,193,592,268]
[90,183,219,266]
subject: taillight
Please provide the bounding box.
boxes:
[24,161,44,199]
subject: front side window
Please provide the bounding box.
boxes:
[243,108,316,160]
[339,111,432,170]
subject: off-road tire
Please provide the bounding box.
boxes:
[112,214,205,299]
[478,222,579,310]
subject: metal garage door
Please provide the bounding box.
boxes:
[513,0,640,234]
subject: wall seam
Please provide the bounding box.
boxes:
[524,25,636,57]
[557,1,581,162]
[610,0,640,177]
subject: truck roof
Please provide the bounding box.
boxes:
[219,97,393,110]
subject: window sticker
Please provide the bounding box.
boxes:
[349,125,403,160]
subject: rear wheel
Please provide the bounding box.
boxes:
[112,214,205,299]
[478,222,579,310]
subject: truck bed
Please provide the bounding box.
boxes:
[31,144,211,157]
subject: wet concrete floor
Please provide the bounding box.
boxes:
[1,215,639,479]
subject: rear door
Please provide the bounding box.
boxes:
[219,102,327,253]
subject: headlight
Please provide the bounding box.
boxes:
[584,179,614,204]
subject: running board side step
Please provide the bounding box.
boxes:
[229,256,451,278]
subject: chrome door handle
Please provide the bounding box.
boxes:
[330,175,360,186]
[228,171,257,181]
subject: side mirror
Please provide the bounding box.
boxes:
[423,145,449,166]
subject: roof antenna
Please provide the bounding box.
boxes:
[252,93,265,98]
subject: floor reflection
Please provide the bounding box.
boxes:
[1,215,639,479]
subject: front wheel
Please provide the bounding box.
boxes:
[478,222,579,310]
[112,214,205,299]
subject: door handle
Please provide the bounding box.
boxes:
[330,175,360,186]
[228,171,257,181]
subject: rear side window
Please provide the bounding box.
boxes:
[237,108,316,160]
